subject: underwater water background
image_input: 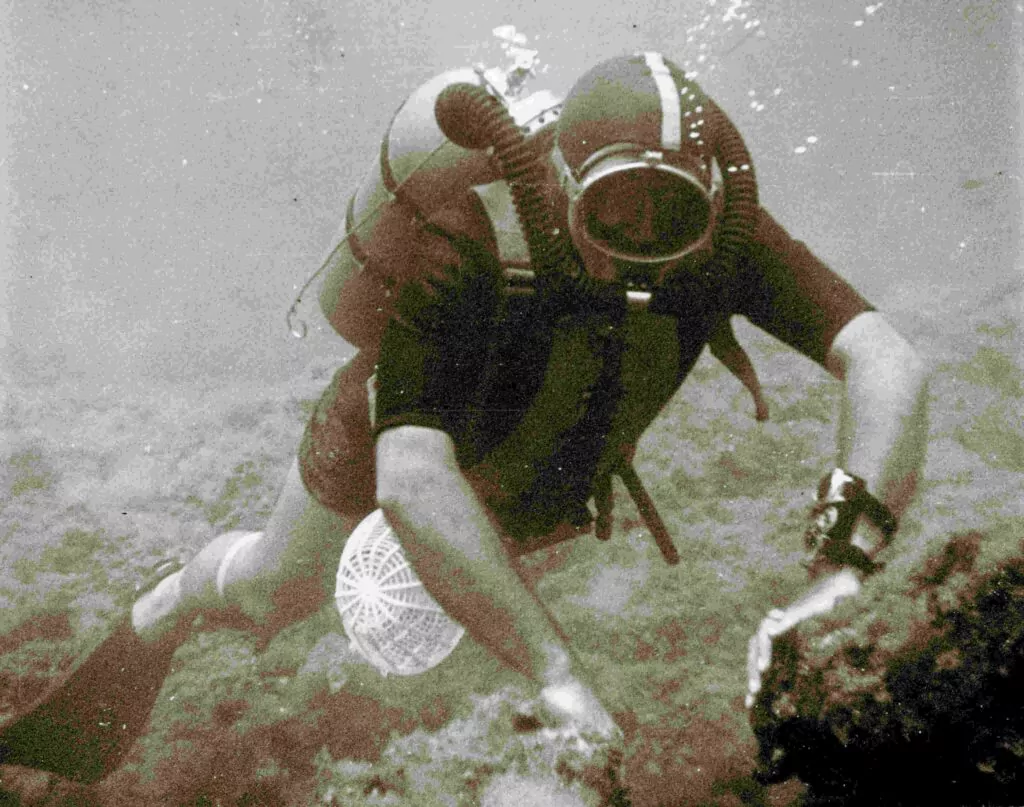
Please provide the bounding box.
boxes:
[1,0,1020,395]
[0,1,1022,805]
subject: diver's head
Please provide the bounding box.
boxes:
[554,52,717,288]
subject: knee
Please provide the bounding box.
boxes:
[176,530,257,603]
[214,530,266,597]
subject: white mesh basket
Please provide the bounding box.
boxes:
[335,509,465,676]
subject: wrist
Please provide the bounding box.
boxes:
[803,468,897,580]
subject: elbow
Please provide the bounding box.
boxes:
[889,333,930,402]
[829,311,931,396]
[872,333,932,417]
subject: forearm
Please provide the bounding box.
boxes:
[826,312,930,552]
[375,425,576,686]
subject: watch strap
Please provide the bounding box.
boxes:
[803,469,898,577]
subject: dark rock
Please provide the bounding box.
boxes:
[750,527,1024,805]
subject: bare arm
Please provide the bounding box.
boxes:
[377,425,546,678]
[823,310,930,556]
[376,425,619,738]
[778,312,929,603]
[748,311,930,704]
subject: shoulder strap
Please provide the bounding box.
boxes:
[471,181,532,268]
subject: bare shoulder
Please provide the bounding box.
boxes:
[376,426,459,503]
[377,425,457,468]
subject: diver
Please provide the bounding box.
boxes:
[0,52,928,794]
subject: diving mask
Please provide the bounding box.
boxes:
[552,141,714,269]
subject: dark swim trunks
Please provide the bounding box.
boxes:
[297,351,377,518]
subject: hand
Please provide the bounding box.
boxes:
[540,680,622,744]
[533,681,629,806]
[745,569,862,708]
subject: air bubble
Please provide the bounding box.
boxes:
[806,135,818,143]
[794,146,807,154]
[854,19,864,26]
[748,89,757,96]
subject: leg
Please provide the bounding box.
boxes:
[1,359,375,785]
[132,457,365,641]
[0,458,364,785]
[709,319,770,422]
[135,351,379,639]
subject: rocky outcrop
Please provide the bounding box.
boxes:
[750,525,1024,805]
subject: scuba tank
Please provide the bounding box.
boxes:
[315,68,562,349]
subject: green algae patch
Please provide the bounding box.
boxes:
[955,404,1024,472]
[976,319,1017,340]
[35,529,108,575]
[8,449,55,497]
[943,346,1023,399]
[185,459,273,529]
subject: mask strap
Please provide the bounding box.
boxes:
[642,51,681,151]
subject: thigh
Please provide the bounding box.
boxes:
[226,354,379,601]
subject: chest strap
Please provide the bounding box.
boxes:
[594,446,680,566]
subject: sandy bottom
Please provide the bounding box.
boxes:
[1,285,1022,806]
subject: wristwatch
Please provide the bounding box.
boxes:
[803,468,898,577]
